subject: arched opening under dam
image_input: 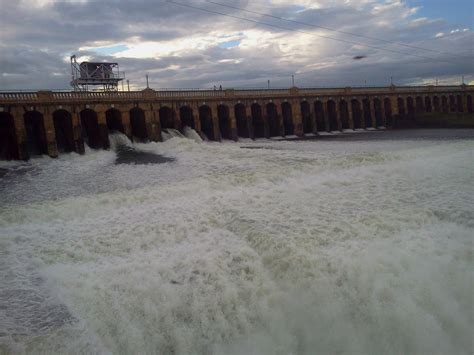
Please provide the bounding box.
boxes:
[24,111,47,156]
[300,101,312,134]
[106,108,125,134]
[281,102,294,136]
[424,97,432,113]
[80,109,103,149]
[449,95,456,112]
[251,103,265,138]
[0,112,19,160]
[441,96,449,113]
[339,100,350,130]
[235,104,249,138]
[266,103,280,137]
[199,105,215,141]
[406,97,415,120]
[397,98,406,118]
[180,106,195,129]
[374,98,383,127]
[384,98,393,127]
[415,97,424,114]
[351,100,362,129]
[467,95,473,113]
[362,99,372,128]
[456,95,463,113]
[53,110,75,153]
[433,96,440,112]
[159,106,175,130]
[327,100,338,131]
[130,107,148,142]
[218,105,232,140]
[314,101,326,132]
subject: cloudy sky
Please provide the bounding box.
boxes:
[0,0,472,91]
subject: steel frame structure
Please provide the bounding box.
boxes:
[70,55,124,92]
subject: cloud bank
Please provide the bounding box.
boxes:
[0,0,472,90]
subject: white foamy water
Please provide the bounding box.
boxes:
[0,130,473,354]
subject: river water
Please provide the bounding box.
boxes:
[0,129,473,354]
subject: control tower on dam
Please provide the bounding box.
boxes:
[0,85,473,160]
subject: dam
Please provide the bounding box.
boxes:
[0,84,473,160]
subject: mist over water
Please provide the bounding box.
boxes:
[0,129,473,354]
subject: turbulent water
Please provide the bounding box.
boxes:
[0,129,473,354]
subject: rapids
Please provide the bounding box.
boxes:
[0,129,473,354]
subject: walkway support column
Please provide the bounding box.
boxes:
[144,105,161,142]
[290,99,304,136]
[10,107,29,160]
[41,107,59,158]
[347,100,354,130]
[380,99,387,127]
[210,102,221,141]
[245,104,254,139]
[323,100,331,132]
[119,105,132,138]
[228,102,238,141]
[335,100,342,131]
[370,98,377,128]
[96,107,110,149]
[71,108,85,154]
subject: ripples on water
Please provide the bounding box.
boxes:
[0,129,473,354]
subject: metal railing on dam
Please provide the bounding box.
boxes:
[0,85,473,161]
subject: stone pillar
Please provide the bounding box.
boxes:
[171,105,180,130]
[228,103,238,141]
[144,108,160,142]
[96,110,110,149]
[347,100,354,130]
[261,101,270,138]
[275,101,285,136]
[120,108,132,138]
[41,107,59,158]
[291,99,304,136]
[462,95,468,113]
[210,102,221,141]
[245,104,254,139]
[71,109,85,154]
[10,107,29,160]
[369,98,376,128]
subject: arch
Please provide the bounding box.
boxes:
[374,98,383,127]
[0,112,19,160]
[235,104,249,138]
[406,97,415,120]
[441,96,449,113]
[433,96,441,112]
[327,100,338,131]
[314,101,325,132]
[130,107,148,142]
[397,98,406,118]
[300,101,312,133]
[159,106,175,130]
[24,111,48,156]
[415,96,424,114]
[467,95,473,113]
[266,102,280,137]
[53,110,74,153]
[180,105,195,129]
[217,105,232,140]
[281,102,294,135]
[80,109,102,149]
[362,99,372,128]
[384,98,393,127]
[351,100,362,129]
[424,97,433,113]
[251,103,265,138]
[106,108,125,134]
[339,100,350,130]
[456,95,463,112]
[449,95,456,112]
[199,105,215,140]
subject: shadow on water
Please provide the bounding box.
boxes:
[115,146,175,165]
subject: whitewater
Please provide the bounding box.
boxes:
[0,129,473,354]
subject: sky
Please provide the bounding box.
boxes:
[0,0,472,91]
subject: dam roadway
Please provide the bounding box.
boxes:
[0,85,473,160]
